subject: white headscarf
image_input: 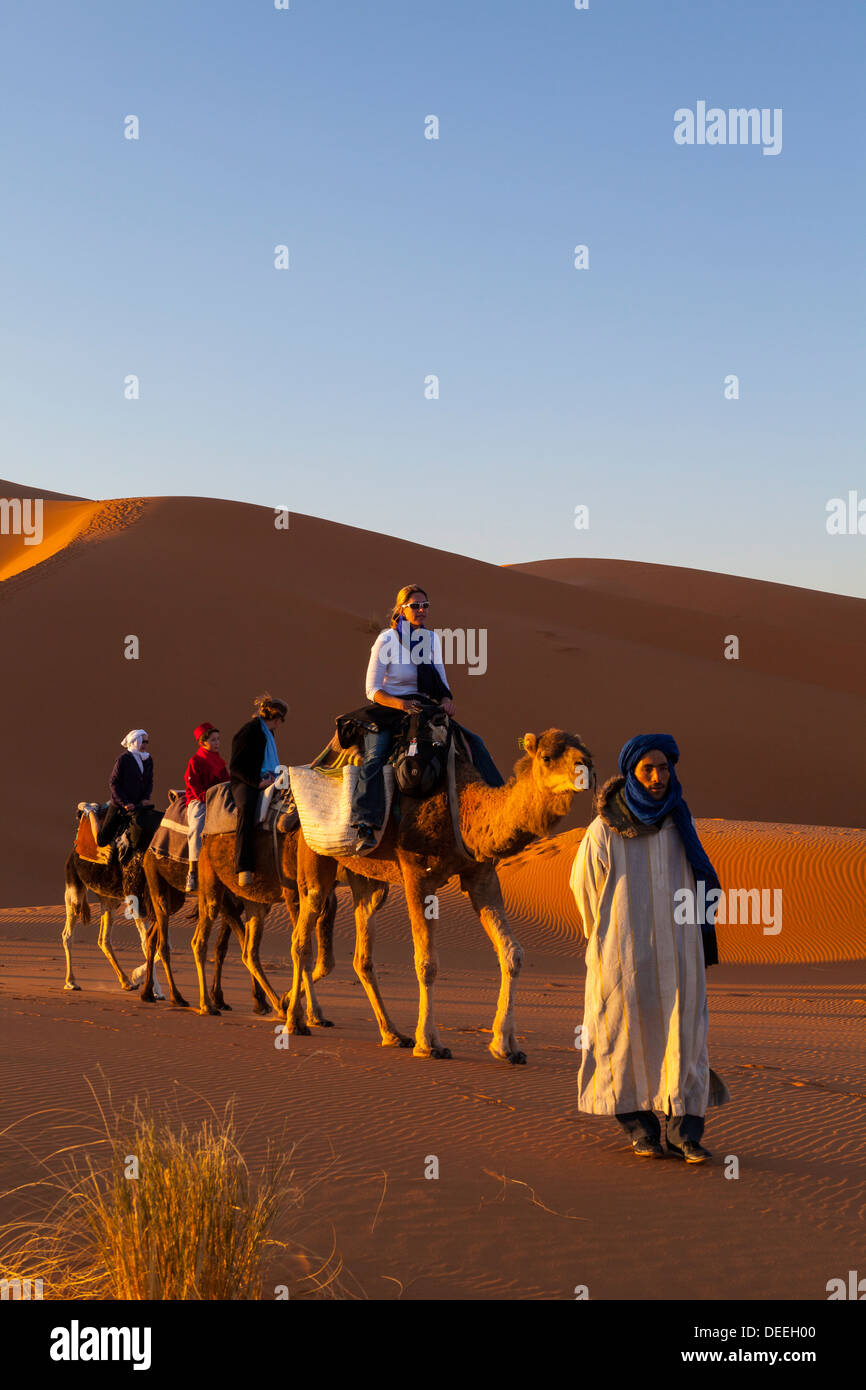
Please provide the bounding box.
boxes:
[121,729,150,769]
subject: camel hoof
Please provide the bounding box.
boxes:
[383,1033,413,1048]
[170,995,189,1009]
[508,1050,527,1065]
[252,1001,271,1016]
[139,988,156,1003]
[285,1020,311,1036]
[311,1018,334,1028]
[121,981,134,992]
[197,1004,221,1017]
[415,1044,451,1059]
[63,982,81,992]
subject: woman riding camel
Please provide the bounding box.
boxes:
[184,722,229,892]
[92,728,154,849]
[229,693,288,887]
[350,583,502,853]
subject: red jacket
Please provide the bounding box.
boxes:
[185,747,229,805]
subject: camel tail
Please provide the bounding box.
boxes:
[64,853,91,924]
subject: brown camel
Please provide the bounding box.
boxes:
[62,848,173,997]
[194,826,408,1043]
[141,850,270,1014]
[289,729,594,1063]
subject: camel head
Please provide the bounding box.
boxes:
[517,730,595,811]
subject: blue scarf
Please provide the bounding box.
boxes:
[259,717,281,777]
[618,733,719,966]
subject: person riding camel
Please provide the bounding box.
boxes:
[183,722,229,893]
[91,728,154,852]
[229,693,288,887]
[349,583,502,854]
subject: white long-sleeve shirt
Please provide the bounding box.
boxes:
[365,625,450,702]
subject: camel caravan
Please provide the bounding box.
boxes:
[64,583,594,1063]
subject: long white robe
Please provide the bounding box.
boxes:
[570,815,726,1117]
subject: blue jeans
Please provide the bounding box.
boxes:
[459,727,504,787]
[616,1110,705,1145]
[350,729,392,830]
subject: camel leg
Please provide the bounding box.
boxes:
[464,868,526,1065]
[283,893,326,1035]
[192,863,222,1017]
[239,906,286,1017]
[350,878,412,1047]
[403,873,451,1059]
[312,888,336,982]
[143,910,187,1009]
[97,902,134,991]
[211,917,231,1010]
[131,915,165,1001]
[62,880,86,991]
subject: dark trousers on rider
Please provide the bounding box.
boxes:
[96,803,129,846]
[232,781,260,874]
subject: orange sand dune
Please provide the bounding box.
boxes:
[0,485,863,909]
[501,822,866,966]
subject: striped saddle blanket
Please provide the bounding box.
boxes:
[149,792,191,862]
[289,761,395,858]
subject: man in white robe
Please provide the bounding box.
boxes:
[570,734,729,1163]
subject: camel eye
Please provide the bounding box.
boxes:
[541,754,551,764]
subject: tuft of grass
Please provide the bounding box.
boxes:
[0,1083,358,1300]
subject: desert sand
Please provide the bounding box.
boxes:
[0,483,864,1300]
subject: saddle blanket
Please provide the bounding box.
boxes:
[149,792,191,862]
[288,763,395,858]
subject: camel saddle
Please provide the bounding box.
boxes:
[75,803,112,864]
[202,781,299,839]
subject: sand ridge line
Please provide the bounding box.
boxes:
[0,496,147,595]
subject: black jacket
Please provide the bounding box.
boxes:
[230,718,268,788]
[109,751,154,808]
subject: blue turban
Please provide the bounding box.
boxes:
[618,734,719,967]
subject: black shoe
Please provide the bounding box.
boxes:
[353,825,378,854]
[667,1138,712,1164]
[632,1136,666,1159]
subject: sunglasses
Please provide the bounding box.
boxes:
[405,601,429,611]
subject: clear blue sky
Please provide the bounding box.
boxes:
[2,1,863,596]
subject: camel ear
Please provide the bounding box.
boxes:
[522,733,537,756]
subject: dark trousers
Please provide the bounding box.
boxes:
[96,803,129,846]
[459,727,504,787]
[616,1109,705,1146]
[232,781,261,873]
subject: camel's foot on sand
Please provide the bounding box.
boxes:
[120,979,134,992]
[284,1017,311,1036]
[212,993,231,1011]
[489,1041,527,1065]
[139,985,156,1003]
[252,1000,271,1016]
[414,1042,452,1059]
[197,1002,221,1017]
[308,1016,334,1028]
[63,981,81,992]
[169,994,189,1009]
[382,1032,414,1048]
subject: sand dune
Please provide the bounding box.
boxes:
[500,822,866,966]
[0,485,863,907]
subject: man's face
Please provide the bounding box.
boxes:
[634,750,671,799]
